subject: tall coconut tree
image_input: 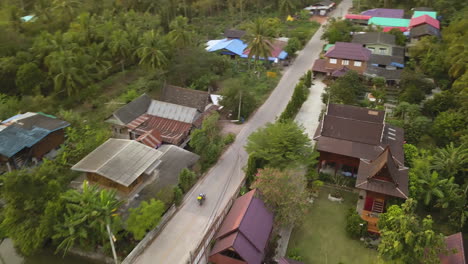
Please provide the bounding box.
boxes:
[108,30,132,72]
[246,18,274,69]
[431,142,468,179]
[136,30,169,70]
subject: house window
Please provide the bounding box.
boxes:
[342,60,349,65]
[379,48,387,55]
[354,61,362,67]
[368,47,375,53]
[330,58,337,64]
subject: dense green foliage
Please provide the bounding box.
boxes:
[345,209,367,239]
[378,199,446,264]
[252,167,309,226]
[246,120,312,169]
[126,199,165,240]
[321,18,358,44]
[178,168,197,193]
[322,70,367,105]
[278,72,310,121]
[53,181,122,256]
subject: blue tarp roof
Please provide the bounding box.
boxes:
[0,126,50,158]
[206,38,248,56]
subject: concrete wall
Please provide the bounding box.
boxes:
[364,44,392,55]
[325,57,367,74]
[111,124,130,139]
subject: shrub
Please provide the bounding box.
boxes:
[173,186,183,206]
[223,133,236,145]
[345,208,367,239]
[287,247,304,261]
[284,37,302,55]
[178,168,197,193]
[126,199,165,240]
[278,75,310,121]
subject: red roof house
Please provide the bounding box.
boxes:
[440,233,467,264]
[209,189,274,264]
[409,15,440,29]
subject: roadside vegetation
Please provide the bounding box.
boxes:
[0,0,322,260]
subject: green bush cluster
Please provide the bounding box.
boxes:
[278,71,311,122]
[345,208,367,239]
[178,168,197,193]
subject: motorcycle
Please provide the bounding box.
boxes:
[197,193,206,206]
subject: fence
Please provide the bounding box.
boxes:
[121,204,177,264]
[188,180,245,264]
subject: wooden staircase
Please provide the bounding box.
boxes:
[372,199,385,213]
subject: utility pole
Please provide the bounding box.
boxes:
[106,224,119,264]
[238,90,242,121]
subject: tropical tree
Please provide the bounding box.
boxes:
[108,29,133,71]
[126,199,165,240]
[45,49,92,96]
[52,0,81,21]
[189,112,224,169]
[168,16,193,48]
[278,0,298,15]
[136,30,169,70]
[246,18,274,68]
[53,181,122,256]
[246,120,312,169]
[323,70,366,105]
[378,199,447,264]
[252,167,309,226]
[431,142,468,180]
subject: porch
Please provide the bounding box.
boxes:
[356,190,387,234]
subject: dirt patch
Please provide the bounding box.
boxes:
[309,16,328,24]
[219,120,245,136]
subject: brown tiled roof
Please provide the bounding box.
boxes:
[369,54,404,66]
[312,59,329,73]
[314,104,405,164]
[331,67,350,77]
[161,85,210,112]
[364,67,403,80]
[356,147,408,198]
[440,232,467,264]
[224,29,246,39]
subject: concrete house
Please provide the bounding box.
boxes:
[312,42,371,76]
[0,112,70,173]
[352,32,398,56]
[304,0,336,16]
[209,189,274,264]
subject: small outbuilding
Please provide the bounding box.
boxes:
[209,189,274,264]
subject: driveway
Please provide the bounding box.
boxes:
[295,76,326,140]
[134,1,353,263]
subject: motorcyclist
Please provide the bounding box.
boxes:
[197,193,206,205]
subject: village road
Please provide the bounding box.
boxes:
[134,0,352,263]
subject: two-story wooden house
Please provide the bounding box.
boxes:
[312,42,371,76]
[314,104,408,233]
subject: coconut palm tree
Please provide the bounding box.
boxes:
[108,30,132,71]
[246,18,274,69]
[168,16,193,48]
[431,142,468,179]
[278,0,297,15]
[417,171,450,207]
[136,30,169,70]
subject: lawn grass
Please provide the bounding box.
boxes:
[287,186,380,264]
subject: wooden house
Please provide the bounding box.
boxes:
[314,104,408,233]
[0,112,69,173]
[312,42,371,76]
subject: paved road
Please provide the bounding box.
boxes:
[134,1,352,263]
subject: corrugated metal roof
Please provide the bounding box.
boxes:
[412,11,437,19]
[368,17,410,27]
[325,42,372,61]
[0,126,50,158]
[206,38,248,56]
[361,8,404,18]
[352,32,396,46]
[440,233,466,264]
[147,100,199,123]
[0,112,70,158]
[72,139,163,187]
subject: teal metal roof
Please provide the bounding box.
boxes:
[324,44,335,51]
[0,126,50,158]
[412,11,437,19]
[368,17,410,28]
